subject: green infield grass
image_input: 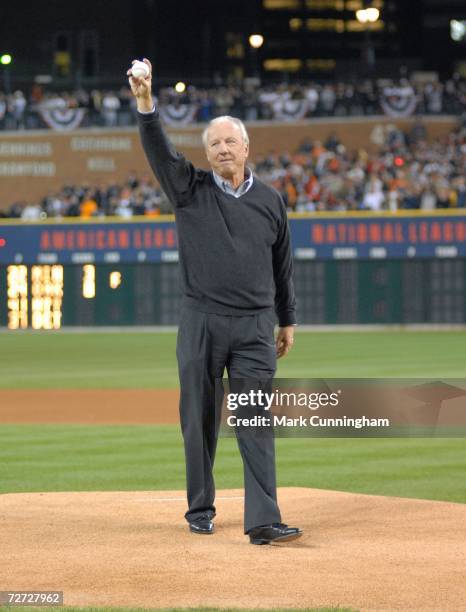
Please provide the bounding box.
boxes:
[1,330,465,504]
[0,330,465,388]
[0,424,465,502]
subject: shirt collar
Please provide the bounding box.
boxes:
[212,167,254,197]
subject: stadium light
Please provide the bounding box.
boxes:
[355,9,368,23]
[248,34,264,49]
[356,8,380,24]
[174,81,186,93]
[365,7,380,23]
[1,53,12,65]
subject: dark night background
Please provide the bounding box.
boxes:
[0,0,465,88]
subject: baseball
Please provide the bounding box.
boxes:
[131,61,149,79]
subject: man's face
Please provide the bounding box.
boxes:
[205,120,249,180]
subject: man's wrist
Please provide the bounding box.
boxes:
[136,98,155,113]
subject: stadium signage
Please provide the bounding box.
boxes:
[0,162,56,177]
[308,219,466,244]
[289,215,466,260]
[0,214,465,264]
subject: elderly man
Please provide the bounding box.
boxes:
[128,59,301,545]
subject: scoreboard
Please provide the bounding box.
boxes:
[5,264,63,330]
[1,258,465,328]
[0,263,180,329]
[1,213,466,328]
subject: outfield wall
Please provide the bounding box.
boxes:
[0,116,458,210]
[1,211,465,328]
[1,211,466,264]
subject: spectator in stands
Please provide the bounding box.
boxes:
[117,86,134,126]
[211,87,230,116]
[21,203,43,220]
[197,90,214,122]
[3,121,465,217]
[424,82,444,114]
[362,176,385,211]
[453,175,466,207]
[79,190,99,217]
[1,74,466,131]
[243,84,259,121]
[0,93,7,128]
[101,91,121,127]
[402,185,422,209]
[10,90,27,129]
[43,192,66,218]
[320,85,336,115]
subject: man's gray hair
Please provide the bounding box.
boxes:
[202,115,249,148]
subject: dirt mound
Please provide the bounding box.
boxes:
[1,487,465,611]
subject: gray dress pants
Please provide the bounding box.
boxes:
[176,306,282,533]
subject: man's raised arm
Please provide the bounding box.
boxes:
[127,58,198,206]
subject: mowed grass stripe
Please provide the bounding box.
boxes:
[0,424,465,503]
[1,331,466,388]
[0,333,177,389]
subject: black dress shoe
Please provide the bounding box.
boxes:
[248,523,302,545]
[189,518,214,535]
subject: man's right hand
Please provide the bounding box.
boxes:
[127,58,154,113]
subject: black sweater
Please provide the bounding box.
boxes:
[137,110,296,327]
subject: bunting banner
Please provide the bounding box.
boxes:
[38,108,87,131]
[380,86,417,118]
[272,98,309,122]
[158,104,198,126]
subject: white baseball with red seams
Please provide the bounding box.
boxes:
[131,61,149,79]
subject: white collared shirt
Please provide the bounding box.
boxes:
[212,168,254,198]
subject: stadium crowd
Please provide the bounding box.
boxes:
[0,75,465,130]
[2,122,465,219]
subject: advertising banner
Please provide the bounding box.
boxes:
[1,213,466,264]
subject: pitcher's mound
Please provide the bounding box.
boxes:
[1,487,465,611]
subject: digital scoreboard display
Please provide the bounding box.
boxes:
[1,259,465,328]
[0,263,182,329]
[6,265,64,330]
